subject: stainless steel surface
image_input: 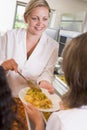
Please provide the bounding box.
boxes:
[53,75,68,97]
[18,71,41,90]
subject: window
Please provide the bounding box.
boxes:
[13,1,27,29]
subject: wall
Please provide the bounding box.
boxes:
[0,0,16,34]
[0,0,87,34]
[47,0,87,28]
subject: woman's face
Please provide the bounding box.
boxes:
[26,6,49,35]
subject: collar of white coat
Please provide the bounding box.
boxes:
[38,32,48,45]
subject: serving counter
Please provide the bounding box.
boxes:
[53,75,68,97]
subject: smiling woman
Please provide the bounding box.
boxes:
[0,0,58,97]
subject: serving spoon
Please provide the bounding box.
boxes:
[18,71,41,91]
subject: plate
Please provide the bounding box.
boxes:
[19,87,61,112]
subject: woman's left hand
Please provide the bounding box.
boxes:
[39,80,54,94]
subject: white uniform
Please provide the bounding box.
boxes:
[46,106,87,130]
[0,28,58,97]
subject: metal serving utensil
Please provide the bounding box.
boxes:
[18,71,41,91]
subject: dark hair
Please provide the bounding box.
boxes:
[0,66,26,130]
[62,32,87,108]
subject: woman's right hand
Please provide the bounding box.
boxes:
[1,59,18,72]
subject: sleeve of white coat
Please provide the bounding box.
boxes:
[46,112,62,130]
[37,45,58,84]
[0,34,7,65]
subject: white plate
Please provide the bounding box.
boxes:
[19,87,61,112]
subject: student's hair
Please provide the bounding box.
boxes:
[62,32,87,108]
[24,0,51,18]
[0,66,26,130]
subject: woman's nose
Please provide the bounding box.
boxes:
[37,19,43,25]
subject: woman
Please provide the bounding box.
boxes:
[0,0,58,97]
[0,66,27,130]
[26,32,87,130]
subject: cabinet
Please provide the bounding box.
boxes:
[58,30,81,56]
[57,12,86,56]
[58,35,67,56]
[60,12,86,32]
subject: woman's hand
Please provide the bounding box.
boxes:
[1,59,18,72]
[39,80,54,94]
[25,103,44,130]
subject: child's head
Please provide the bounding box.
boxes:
[0,66,15,129]
[0,66,27,130]
[62,32,87,108]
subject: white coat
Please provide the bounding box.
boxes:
[0,28,58,97]
[46,106,87,130]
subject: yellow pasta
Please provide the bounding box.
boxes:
[24,88,52,109]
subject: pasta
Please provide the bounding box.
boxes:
[24,88,52,109]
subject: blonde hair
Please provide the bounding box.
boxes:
[24,0,51,18]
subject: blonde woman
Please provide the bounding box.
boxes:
[0,0,58,97]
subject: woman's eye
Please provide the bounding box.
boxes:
[32,17,38,21]
[43,18,48,21]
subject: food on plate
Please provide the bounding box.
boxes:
[24,88,52,109]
